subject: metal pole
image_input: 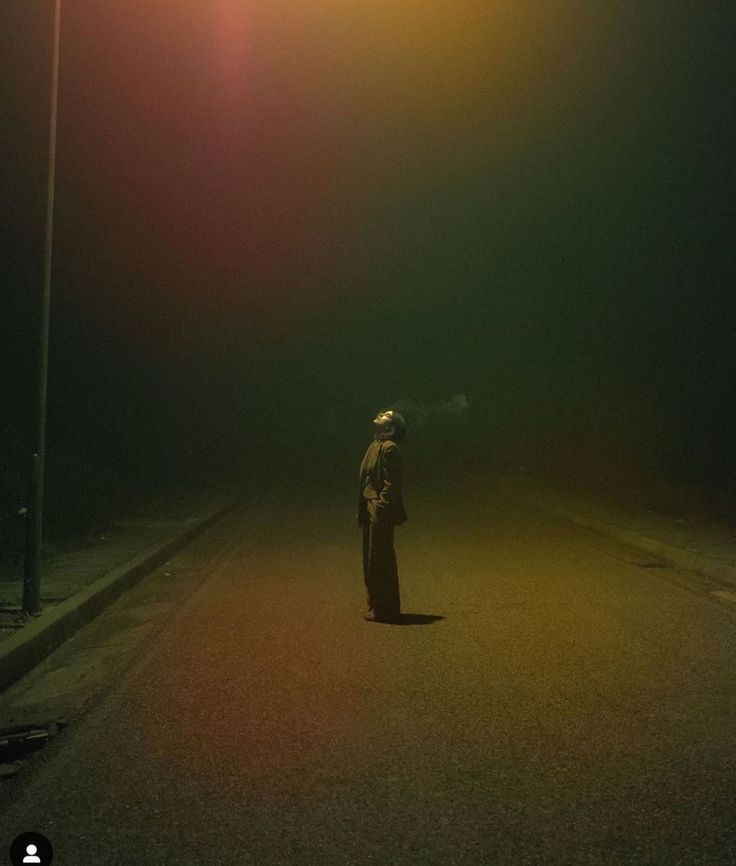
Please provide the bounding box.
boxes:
[24,0,61,615]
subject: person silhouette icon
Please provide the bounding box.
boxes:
[9,832,53,865]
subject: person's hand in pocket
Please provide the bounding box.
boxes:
[368,499,381,524]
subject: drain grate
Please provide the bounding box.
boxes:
[710,590,736,605]
[634,560,670,569]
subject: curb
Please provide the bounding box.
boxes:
[0,498,238,694]
[536,500,736,590]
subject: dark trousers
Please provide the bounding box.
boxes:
[362,521,401,619]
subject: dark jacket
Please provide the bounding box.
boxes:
[357,439,408,526]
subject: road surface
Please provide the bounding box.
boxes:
[1,489,735,864]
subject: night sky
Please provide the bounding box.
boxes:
[2,1,735,530]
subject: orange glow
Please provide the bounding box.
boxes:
[210,0,252,92]
[61,0,621,347]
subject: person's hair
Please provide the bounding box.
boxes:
[385,409,406,442]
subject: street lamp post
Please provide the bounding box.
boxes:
[24,0,61,615]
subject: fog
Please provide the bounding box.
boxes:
[2,1,734,539]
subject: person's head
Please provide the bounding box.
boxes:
[372,409,406,442]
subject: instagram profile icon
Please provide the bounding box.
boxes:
[9,832,54,865]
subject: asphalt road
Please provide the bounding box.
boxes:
[2,490,736,865]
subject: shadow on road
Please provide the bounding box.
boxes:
[384,613,445,626]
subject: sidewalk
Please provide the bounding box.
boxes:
[0,489,237,693]
[516,481,736,592]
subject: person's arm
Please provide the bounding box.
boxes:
[357,444,374,525]
[375,442,402,517]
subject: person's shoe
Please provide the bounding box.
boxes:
[362,610,376,621]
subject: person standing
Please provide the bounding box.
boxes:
[357,410,408,622]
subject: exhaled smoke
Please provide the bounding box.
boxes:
[389,393,470,426]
